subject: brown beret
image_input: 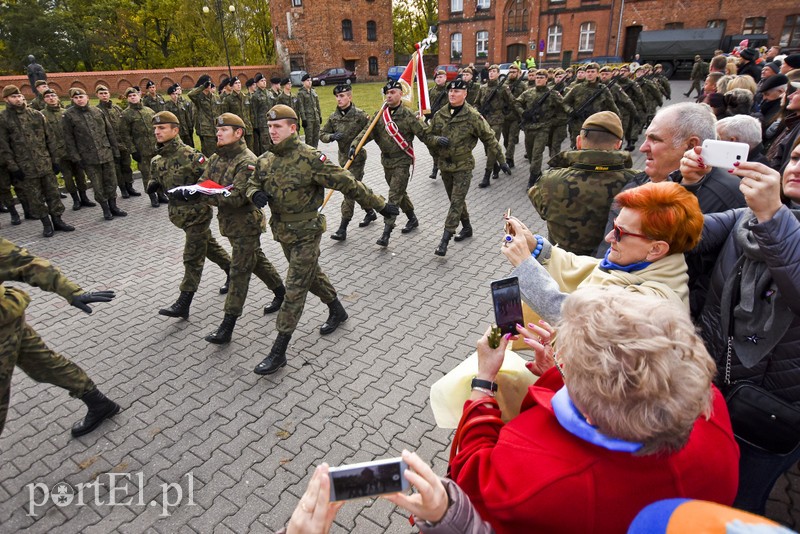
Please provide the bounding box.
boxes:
[435,69,446,77]
[599,66,611,73]
[266,105,298,121]
[95,84,109,93]
[216,112,246,129]
[585,62,600,70]
[489,64,500,71]
[124,87,139,97]
[42,88,57,96]
[534,69,548,76]
[2,85,21,98]
[69,87,87,98]
[34,80,48,87]
[582,111,624,140]
[153,111,180,125]
[576,66,586,72]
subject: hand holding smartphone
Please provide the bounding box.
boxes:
[328,457,410,501]
[491,277,524,335]
[701,140,749,169]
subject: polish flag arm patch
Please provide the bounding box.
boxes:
[319,154,327,163]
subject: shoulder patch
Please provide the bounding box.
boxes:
[197,155,206,164]
[319,154,327,163]
[247,164,255,171]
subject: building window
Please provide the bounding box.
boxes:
[342,19,353,41]
[781,14,800,48]
[706,19,726,32]
[451,0,463,13]
[507,3,527,32]
[579,22,596,52]
[476,0,490,9]
[291,0,302,6]
[451,32,463,59]
[367,20,377,41]
[476,30,489,57]
[664,22,684,29]
[547,24,562,53]
[743,17,766,35]
[369,57,378,75]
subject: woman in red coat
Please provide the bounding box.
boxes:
[449,287,740,534]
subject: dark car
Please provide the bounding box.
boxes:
[575,56,624,66]
[387,65,405,82]
[434,64,460,81]
[311,68,357,86]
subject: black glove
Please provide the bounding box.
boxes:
[331,132,344,141]
[378,203,400,217]
[437,136,450,147]
[348,146,356,159]
[132,152,142,163]
[252,191,270,208]
[146,181,160,194]
[500,162,512,175]
[52,163,61,175]
[71,291,115,314]
[9,169,24,184]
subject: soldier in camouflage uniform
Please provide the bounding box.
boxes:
[320,83,373,241]
[0,236,119,438]
[251,73,271,154]
[164,84,194,148]
[142,80,165,113]
[686,56,708,98]
[530,112,638,256]
[0,85,73,237]
[0,162,23,225]
[276,79,297,115]
[462,68,480,106]
[615,64,648,151]
[352,80,428,247]
[296,74,322,148]
[247,105,396,376]
[635,65,663,127]
[268,77,282,107]
[29,80,49,111]
[120,87,166,207]
[563,63,620,149]
[653,64,671,100]
[599,67,637,149]
[193,113,285,345]
[476,65,515,187]
[502,64,527,168]
[427,70,449,179]
[96,85,140,199]
[221,77,255,151]
[188,75,219,157]
[423,79,509,257]
[147,111,232,319]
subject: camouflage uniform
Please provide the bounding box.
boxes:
[530,149,637,255]
[221,91,255,150]
[188,86,218,157]
[150,137,231,292]
[636,75,663,123]
[562,80,620,148]
[465,80,480,106]
[164,98,194,148]
[688,59,709,98]
[654,71,671,100]
[204,138,282,317]
[0,102,65,219]
[296,86,322,148]
[97,100,134,191]
[476,79,515,173]
[320,104,370,220]
[120,102,157,187]
[603,80,637,142]
[63,104,120,203]
[30,93,46,111]
[252,87,271,153]
[143,92,166,113]
[0,237,95,436]
[276,91,297,116]
[246,133,386,334]
[41,103,88,195]
[617,76,647,147]
[516,85,567,180]
[502,75,527,164]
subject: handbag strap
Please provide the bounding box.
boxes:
[448,400,504,468]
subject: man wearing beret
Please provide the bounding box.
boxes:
[653,64,671,100]
[460,68,480,106]
[120,87,165,207]
[475,65,515,187]
[423,79,507,256]
[96,85,140,199]
[296,74,322,148]
[634,64,663,129]
[757,73,788,132]
[164,84,194,148]
[62,87,125,221]
[427,69,449,179]
[502,64,528,170]
[268,76,282,107]
[276,78,297,115]
[221,77,255,151]
[599,67,637,147]
[563,62,619,149]
[30,80,50,111]
[143,80,166,113]
[251,73,271,154]
[0,85,74,237]
[247,105,397,376]
[320,83,374,240]
[616,64,648,151]
[188,74,219,157]
[148,111,232,318]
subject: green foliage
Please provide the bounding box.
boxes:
[393,0,438,57]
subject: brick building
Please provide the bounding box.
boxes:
[438,0,800,68]
[269,0,394,82]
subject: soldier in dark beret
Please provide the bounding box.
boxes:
[188,75,218,156]
[143,80,165,112]
[165,84,194,148]
[296,73,322,148]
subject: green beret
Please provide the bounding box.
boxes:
[124,87,139,97]
[585,62,600,71]
[2,85,21,98]
[69,87,87,97]
[153,111,180,125]
[534,69,548,77]
[489,64,500,71]
[216,112,246,129]
[582,111,623,140]
[266,105,298,121]
[95,84,109,93]
[435,69,446,77]
[599,66,611,73]
[34,80,48,87]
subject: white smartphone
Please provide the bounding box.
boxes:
[328,457,410,501]
[701,139,749,169]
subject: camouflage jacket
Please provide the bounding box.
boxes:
[423,103,505,173]
[120,102,157,157]
[276,92,298,115]
[30,93,46,111]
[617,77,647,115]
[531,149,638,256]
[221,90,253,131]
[562,80,620,123]
[604,81,637,122]
[296,87,322,124]
[41,104,68,160]
[320,104,370,166]
[465,81,480,106]
[143,93,166,113]
[691,60,709,82]
[516,86,567,131]
[428,84,448,119]
[164,98,194,142]
[62,104,119,165]
[252,88,271,130]
[504,76,528,120]
[0,102,57,177]
[187,86,217,136]
[352,104,427,168]
[247,133,385,244]
[654,74,671,99]
[150,137,211,229]
[637,77,664,110]
[476,79,515,126]
[96,100,126,144]
[0,237,82,327]
[203,138,263,237]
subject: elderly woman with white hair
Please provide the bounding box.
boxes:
[716,114,769,165]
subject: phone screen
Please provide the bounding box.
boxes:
[329,458,407,501]
[491,277,524,335]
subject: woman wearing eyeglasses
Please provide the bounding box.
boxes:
[502,181,704,322]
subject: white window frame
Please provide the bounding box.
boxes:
[547,24,562,54]
[451,32,463,55]
[451,0,463,12]
[579,22,596,52]
[476,31,489,55]
[476,0,490,9]
[291,0,302,6]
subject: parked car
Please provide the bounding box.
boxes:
[311,68,357,86]
[575,56,624,66]
[434,64,460,81]
[290,70,308,86]
[387,65,405,82]
[498,62,528,81]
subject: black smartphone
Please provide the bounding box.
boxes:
[328,457,410,501]
[491,276,524,335]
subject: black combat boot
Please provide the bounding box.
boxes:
[157,192,169,204]
[99,201,113,220]
[52,215,75,232]
[528,171,541,189]
[320,299,348,335]
[453,220,473,242]
[263,285,286,314]
[205,313,237,344]
[253,333,292,375]
[376,224,392,247]
[434,230,454,256]
[358,209,377,227]
[429,164,438,179]
[71,388,120,437]
[401,212,418,234]
[126,182,141,197]
[478,169,491,188]
[79,190,96,207]
[149,192,160,207]
[59,190,67,199]
[108,198,127,217]
[506,157,515,169]
[158,291,194,319]
[0,203,6,213]
[219,269,230,294]
[70,191,82,211]
[8,204,21,226]
[41,217,54,237]
[21,198,33,220]
[120,184,130,199]
[330,219,350,241]
[492,163,500,180]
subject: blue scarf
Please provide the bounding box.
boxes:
[551,387,643,453]
[598,249,652,273]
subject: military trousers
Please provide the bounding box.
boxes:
[0,317,95,436]
[687,80,702,98]
[21,174,65,219]
[441,170,471,233]
[116,150,134,187]
[568,119,583,149]
[525,129,550,177]
[340,157,366,221]
[85,162,118,203]
[0,165,23,208]
[625,114,641,145]
[548,124,568,157]
[258,132,272,157]
[484,123,504,171]
[224,234,283,317]
[57,158,87,194]
[200,137,217,158]
[502,119,521,162]
[303,121,320,148]
[136,153,155,188]
[276,232,337,334]
[382,165,414,228]
[180,225,232,292]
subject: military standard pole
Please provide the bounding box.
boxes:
[216,0,233,78]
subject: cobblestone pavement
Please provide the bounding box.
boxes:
[1,81,798,532]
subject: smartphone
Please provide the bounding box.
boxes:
[328,457,410,502]
[700,139,749,169]
[491,277,524,335]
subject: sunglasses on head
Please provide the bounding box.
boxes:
[612,221,652,242]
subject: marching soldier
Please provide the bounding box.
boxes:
[635,64,663,127]
[502,64,527,168]
[320,83,373,241]
[599,67,637,149]
[427,69,449,179]
[653,64,671,100]
[562,62,619,148]
[188,75,218,157]
[96,85,140,199]
[476,64,515,187]
[296,74,322,148]
[615,65,648,151]
[686,55,708,98]
[164,84,194,148]
[221,77,255,150]
[142,80,165,112]
[461,67,480,106]
[120,87,165,207]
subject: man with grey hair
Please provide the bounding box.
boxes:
[716,115,768,165]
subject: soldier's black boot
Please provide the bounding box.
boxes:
[205,313,237,344]
[0,203,6,213]
[8,204,21,226]
[157,192,169,204]
[506,157,515,169]
[320,299,348,335]
[41,217,54,237]
[71,388,120,437]
[528,171,541,189]
[492,163,501,180]
[70,191,82,211]
[434,230,454,257]
[79,190,96,207]
[453,220,473,242]
[149,192,160,208]
[21,198,34,220]
[401,211,419,234]
[263,285,285,314]
[330,219,350,241]
[376,224,392,247]
[99,201,113,220]
[108,198,127,217]
[52,215,75,232]
[59,190,67,199]
[358,209,377,227]
[220,270,230,294]
[429,164,438,179]
[120,184,130,199]
[254,333,291,375]
[126,182,141,197]
[478,169,491,188]
[159,291,194,319]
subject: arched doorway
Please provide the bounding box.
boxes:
[507,43,527,63]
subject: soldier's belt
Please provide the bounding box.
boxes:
[272,211,319,222]
[570,162,627,172]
